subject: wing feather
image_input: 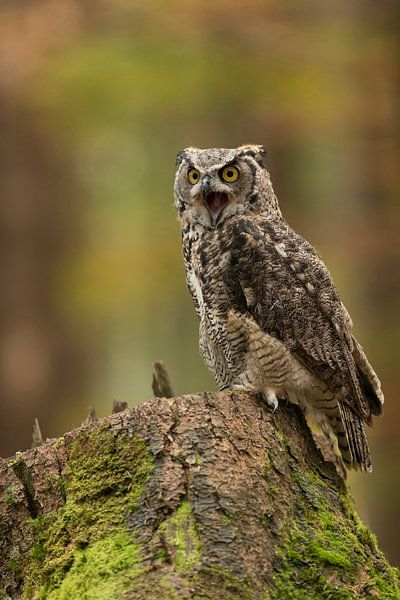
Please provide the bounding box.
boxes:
[224,214,383,424]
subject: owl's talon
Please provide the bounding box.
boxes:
[219,384,232,391]
[263,391,279,412]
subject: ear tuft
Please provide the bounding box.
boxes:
[238,144,267,168]
[176,149,187,166]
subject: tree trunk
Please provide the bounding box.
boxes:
[0,391,398,599]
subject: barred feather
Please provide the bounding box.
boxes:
[175,145,384,476]
[338,401,372,472]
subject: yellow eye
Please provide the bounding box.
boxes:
[221,166,239,183]
[188,168,200,185]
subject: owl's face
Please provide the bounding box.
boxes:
[174,144,279,229]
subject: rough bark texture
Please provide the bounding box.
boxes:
[0,392,398,599]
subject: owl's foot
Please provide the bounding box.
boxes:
[221,383,280,412]
[261,390,279,412]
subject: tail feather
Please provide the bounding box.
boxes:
[344,346,370,420]
[338,401,372,472]
[352,335,384,417]
[328,414,353,469]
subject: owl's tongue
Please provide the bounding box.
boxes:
[205,192,229,220]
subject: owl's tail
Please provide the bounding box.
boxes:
[337,401,372,472]
[351,336,384,419]
[302,401,347,478]
[305,396,372,476]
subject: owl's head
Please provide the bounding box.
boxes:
[174,144,281,228]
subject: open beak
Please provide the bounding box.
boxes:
[201,179,229,224]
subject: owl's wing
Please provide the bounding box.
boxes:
[224,214,383,422]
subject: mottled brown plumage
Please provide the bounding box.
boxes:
[174,144,384,475]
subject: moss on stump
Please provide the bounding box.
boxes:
[0,392,399,599]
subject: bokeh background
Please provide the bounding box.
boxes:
[0,0,399,563]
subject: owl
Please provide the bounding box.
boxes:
[174,144,383,476]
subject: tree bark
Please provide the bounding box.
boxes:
[0,391,398,599]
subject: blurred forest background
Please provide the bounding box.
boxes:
[0,0,399,563]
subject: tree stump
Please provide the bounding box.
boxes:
[0,392,398,599]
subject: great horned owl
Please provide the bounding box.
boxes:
[174,144,383,475]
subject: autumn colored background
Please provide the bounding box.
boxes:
[0,0,399,563]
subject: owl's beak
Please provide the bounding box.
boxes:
[201,177,213,201]
[201,179,229,224]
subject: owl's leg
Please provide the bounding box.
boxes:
[221,374,279,411]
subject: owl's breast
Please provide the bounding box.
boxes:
[187,267,206,316]
[182,227,247,385]
[189,231,231,316]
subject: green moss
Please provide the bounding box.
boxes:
[274,504,355,570]
[269,522,356,600]
[158,576,184,600]
[267,464,397,598]
[44,532,142,600]
[292,468,330,511]
[21,425,154,598]
[284,548,303,565]
[8,559,23,584]
[263,453,271,479]
[308,539,352,569]
[5,484,18,506]
[319,510,334,528]
[260,512,272,529]
[265,573,355,600]
[340,492,380,554]
[370,570,400,599]
[159,499,201,574]
[11,422,399,599]
[193,566,254,600]
[358,526,378,550]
